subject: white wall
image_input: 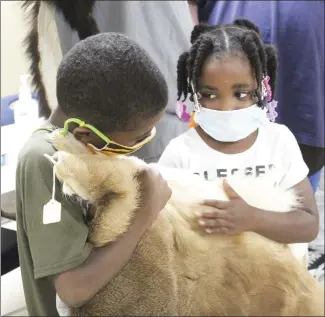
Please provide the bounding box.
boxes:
[1,1,30,97]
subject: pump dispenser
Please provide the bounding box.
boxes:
[13,74,39,125]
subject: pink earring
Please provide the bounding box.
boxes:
[176,101,191,122]
[261,75,278,122]
[262,76,272,102]
[266,100,278,122]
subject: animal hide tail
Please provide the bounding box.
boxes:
[48,0,100,40]
[21,1,51,118]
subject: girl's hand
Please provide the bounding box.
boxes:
[197,179,258,235]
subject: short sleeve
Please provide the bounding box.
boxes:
[158,139,184,169]
[279,126,309,189]
[16,136,92,279]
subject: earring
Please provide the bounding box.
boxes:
[261,76,272,102]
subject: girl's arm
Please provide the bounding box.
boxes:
[252,177,319,244]
[198,178,318,244]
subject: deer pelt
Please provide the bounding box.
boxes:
[48,130,324,316]
[22,0,99,117]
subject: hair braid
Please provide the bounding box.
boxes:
[190,24,215,44]
[233,18,261,36]
[177,52,190,101]
[186,38,202,98]
[192,35,215,89]
[233,19,267,73]
[264,44,278,99]
[240,31,267,106]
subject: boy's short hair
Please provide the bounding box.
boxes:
[56,33,168,133]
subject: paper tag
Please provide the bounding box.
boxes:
[43,199,61,224]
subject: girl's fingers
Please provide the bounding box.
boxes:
[200,199,230,209]
[197,209,229,220]
[198,218,234,229]
[205,227,233,234]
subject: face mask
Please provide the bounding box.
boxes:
[60,118,156,156]
[194,104,267,142]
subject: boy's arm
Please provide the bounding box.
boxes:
[54,165,172,307]
[55,210,150,307]
[18,138,171,308]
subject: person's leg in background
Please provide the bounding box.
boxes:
[309,168,323,194]
[1,227,20,276]
[300,144,325,283]
[308,168,324,283]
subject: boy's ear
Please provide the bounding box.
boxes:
[72,127,93,145]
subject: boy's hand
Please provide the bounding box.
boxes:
[197,179,258,235]
[136,164,172,227]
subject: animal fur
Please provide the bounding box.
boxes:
[21,1,99,118]
[21,1,50,118]
[45,130,324,316]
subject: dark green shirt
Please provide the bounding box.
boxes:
[16,126,92,316]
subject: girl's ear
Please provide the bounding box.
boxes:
[251,90,259,102]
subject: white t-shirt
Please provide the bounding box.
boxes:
[159,122,309,190]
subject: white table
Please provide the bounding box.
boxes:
[1,121,44,223]
[1,120,44,317]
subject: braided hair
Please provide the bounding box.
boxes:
[177,19,277,108]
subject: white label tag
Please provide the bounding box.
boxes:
[43,199,61,224]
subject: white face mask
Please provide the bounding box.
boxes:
[194,104,268,142]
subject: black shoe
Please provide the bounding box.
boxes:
[308,249,325,270]
[308,248,324,283]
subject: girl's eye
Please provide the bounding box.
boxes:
[198,92,217,100]
[235,92,249,99]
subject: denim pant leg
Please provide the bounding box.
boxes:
[308,168,323,193]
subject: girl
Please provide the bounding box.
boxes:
[159,19,319,250]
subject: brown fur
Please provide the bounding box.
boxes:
[48,131,324,316]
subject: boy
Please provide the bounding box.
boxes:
[16,33,171,316]
[24,0,193,163]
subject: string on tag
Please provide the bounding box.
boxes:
[52,164,56,201]
[42,153,62,224]
[44,153,58,201]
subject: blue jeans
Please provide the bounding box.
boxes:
[308,168,323,193]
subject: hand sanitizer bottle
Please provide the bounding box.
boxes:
[13,74,39,126]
